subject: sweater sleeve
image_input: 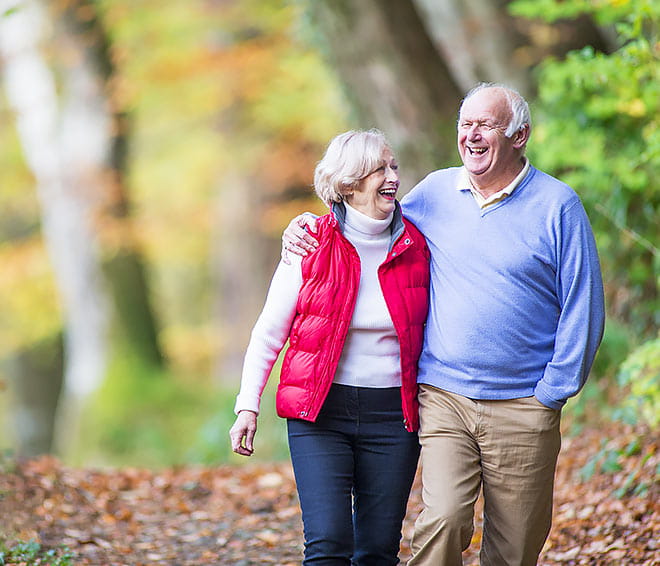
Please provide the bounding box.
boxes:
[234,255,302,415]
[534,200,605,409]
[400,175,429,228]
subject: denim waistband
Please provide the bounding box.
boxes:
[316,383,403,425]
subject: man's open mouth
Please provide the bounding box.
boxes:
[468,146,487,155]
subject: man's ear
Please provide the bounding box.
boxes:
[512,124,530,149]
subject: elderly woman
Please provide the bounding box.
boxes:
[229,129,430,565]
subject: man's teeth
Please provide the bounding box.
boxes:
[469,147,487,154]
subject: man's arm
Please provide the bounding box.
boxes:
[281,213,319,264]
[534,201,606,409]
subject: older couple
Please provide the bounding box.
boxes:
[231,83,605,565]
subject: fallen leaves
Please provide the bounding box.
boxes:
[0,421,657,565]
[1,460,302,565]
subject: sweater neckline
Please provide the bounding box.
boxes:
[343,202,393,236]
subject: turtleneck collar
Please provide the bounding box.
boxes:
[342,201,393,236]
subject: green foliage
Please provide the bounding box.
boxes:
[579,436,652,498]
[76,350,288,467]
[591,319,634,380]
[576,335,658,498]
[510,0,654,24]
[613,337,660,427]
[2,0,343,466]
[0,540,73,566]
[564,320,633,430]
[77,354,209,467]
[511,0,660,336]
[96,0,347,375]
[187,382,289,466]
[0,450,16,475]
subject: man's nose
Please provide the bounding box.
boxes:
[468,124,482,138]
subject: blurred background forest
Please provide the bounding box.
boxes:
[0,0,657,469]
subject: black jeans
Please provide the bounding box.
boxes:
[287,384,420,566]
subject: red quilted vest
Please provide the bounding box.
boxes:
[276,202,430,431]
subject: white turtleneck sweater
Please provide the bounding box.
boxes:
[234,202,401,415]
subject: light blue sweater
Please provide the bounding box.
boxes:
[401,166,605,409]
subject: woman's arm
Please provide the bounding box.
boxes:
[229,255,302,456]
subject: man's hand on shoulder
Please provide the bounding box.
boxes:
[281,213,319,264]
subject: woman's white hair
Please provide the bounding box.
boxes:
[314,129,391,206]
[461,82,531,138]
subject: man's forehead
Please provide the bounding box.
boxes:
[460,90,510,120]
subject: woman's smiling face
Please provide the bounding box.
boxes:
[345,147,399,219]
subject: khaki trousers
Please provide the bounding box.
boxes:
[408,385,561,566]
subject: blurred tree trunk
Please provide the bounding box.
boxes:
[0,0,111,456]
[0,0,162,457]
[412,0,613,96]
[5,336,64,456]
[305,0,614,185]
[53,1,164,369]
[413,0,532,95]
[306,0,463,191]
[212,162,273,384]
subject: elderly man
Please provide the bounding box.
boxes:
[282,83,605,565]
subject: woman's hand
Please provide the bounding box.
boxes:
[281,214,319,264]
[229,410,258,456]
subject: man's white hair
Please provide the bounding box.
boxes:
[461,82,531,138]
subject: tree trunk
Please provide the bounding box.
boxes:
[0,0,111,410]
[212,166,274,384]
[0,0,163,457]
[5,335,64,457]
[413,0,614,98]
[306,0,463,191]
[413,0,532,95]
[53,1,164,369]
[306,0,614,162]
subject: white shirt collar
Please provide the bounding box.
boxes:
[457,157,530,204]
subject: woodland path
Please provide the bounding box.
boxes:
[0,421,657,565]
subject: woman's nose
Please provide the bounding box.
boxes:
[385,165,399,181]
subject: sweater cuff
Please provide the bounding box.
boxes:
[533,384,566,411]
[234,393,261,416]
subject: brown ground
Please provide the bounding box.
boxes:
[0,421,657,565]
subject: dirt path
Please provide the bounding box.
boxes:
[1,422,657,565]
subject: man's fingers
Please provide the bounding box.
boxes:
[281,215,319,259]
[298,214,318,234]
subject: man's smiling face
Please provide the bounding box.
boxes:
[457,87,525,193]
